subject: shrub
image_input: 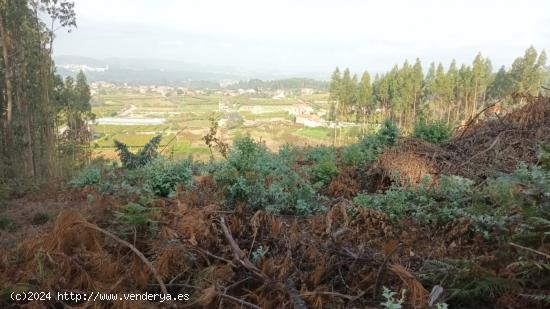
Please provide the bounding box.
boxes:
[311,158,339,185]
[354,165,550,241]
[412,121,450,145]
[69,165,102,188]
[342,119,400,167]
[143,157,194,197]
[341,143,363,166]
[114,202,158,237]
[377,119,400,146]
[302,146,336,163]
[214,136,320,215]
[303,146,339,185]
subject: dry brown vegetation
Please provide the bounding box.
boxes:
[1,94,549,309]
[371,93,550,188]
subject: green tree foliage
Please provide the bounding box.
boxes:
[114,135,162,169]
[143,158,194,197]
[487,66,515,101]
[342,119,399,167]
[58,71,94,175]
[0,0,77,191]
[328,67,341,122]
[510,46,547,95]
[329,47,547,133]
[412,121,450,145]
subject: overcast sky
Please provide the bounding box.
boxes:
[54,0,550,76]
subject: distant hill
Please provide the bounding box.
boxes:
[228,78,328,91]
[54,55,329,86]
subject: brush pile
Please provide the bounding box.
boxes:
[372,94,550,186]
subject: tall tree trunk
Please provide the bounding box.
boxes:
[18,44,35,179]
[0,15,13,133]
[35,8,56,178]
[473,80,478,118]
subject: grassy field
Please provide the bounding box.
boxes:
[90,91,362,160]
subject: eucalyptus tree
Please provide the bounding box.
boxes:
[0,0,77,190]
[356,71,374,131]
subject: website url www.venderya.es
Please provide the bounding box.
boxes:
[11,291,190,303]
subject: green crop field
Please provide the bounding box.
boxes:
[90,91,358,160]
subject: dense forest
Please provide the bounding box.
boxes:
[0,0,93,195]
[328,48,548,132]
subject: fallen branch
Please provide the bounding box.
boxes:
[76,221,168,295]
[195,247,237,267]
[302,290,366,301]
[219,216,266,279]
[219,216,308,308]
[510,242,550,259]
[373,244,400,298]
[459,103,498,138]
[457,131,503,168]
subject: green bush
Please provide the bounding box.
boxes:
[377,119,400,145]
[353,165,550,241]
[114,202,158,237]
[342,119,400,167]
[214,136,321,215]
[302,146,336,163]
[143,157,194,197]
[412,121,450,145]
[69,165,102,188]
[311,158,339,185]
[70,155,194,198]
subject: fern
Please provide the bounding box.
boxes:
[113,202,158,237]
[418,258,519,305]
[520,293,550,304]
